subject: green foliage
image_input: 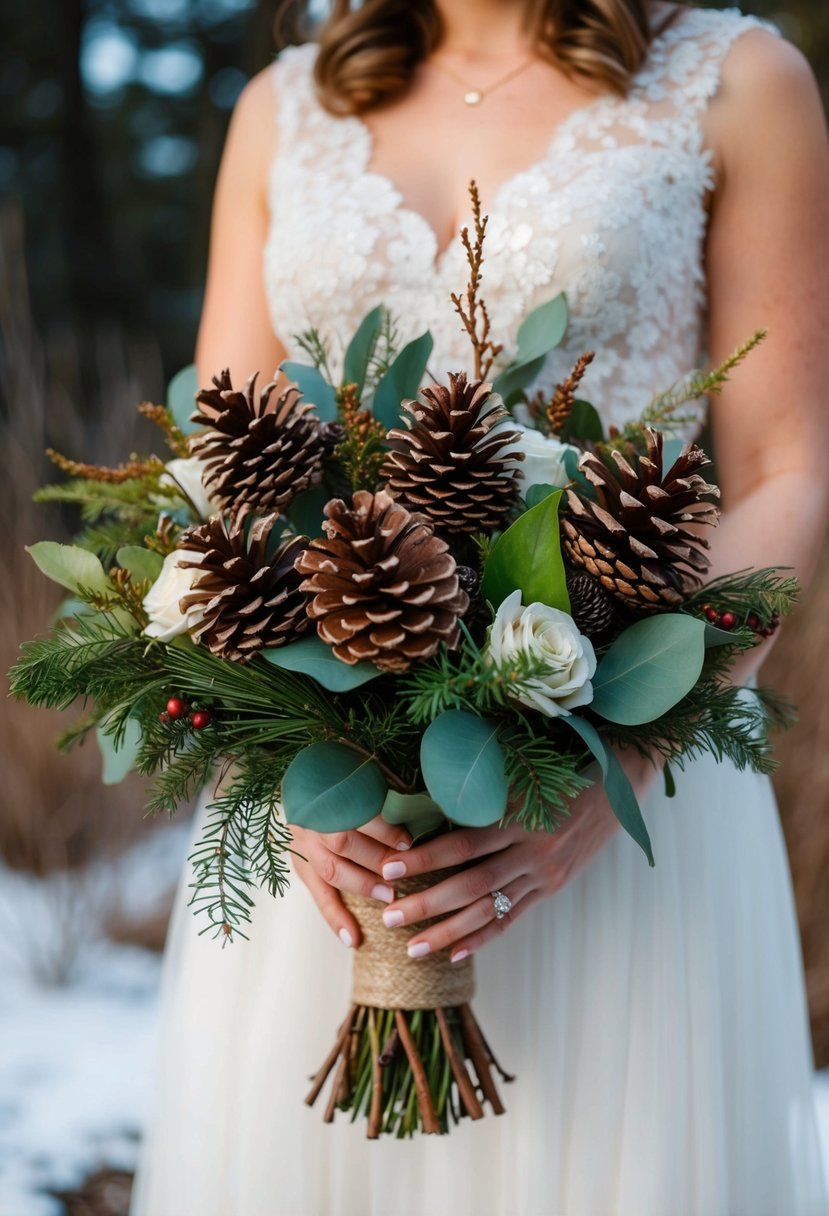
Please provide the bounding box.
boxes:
[686,567,800,630]
[562,714,655,866]
[420,709,508,827]
[381,790,446,840]
[26,541,111,596]
[264,636,381,691]
[166,364,199,435]
[116,545,163,583]
[372,331,433,429]
[590,614,707,725]
[281,361,338,421]
[499,724,592,832]
[282,741,387,831]
[343,305,386,395]
[97,716,142,784]
[481,490,570,613]
[493,294,568,402]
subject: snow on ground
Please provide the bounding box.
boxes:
[1,823,828,1215]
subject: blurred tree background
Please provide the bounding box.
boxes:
[0,0,827,1067]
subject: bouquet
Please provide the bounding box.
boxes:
[10,185,797,1138]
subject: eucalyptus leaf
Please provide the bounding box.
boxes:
[286,483,330,538]
[559,399,604,444]
[563,714,654,865]
[343,305,385,394]
[381,790,446,840]
[481,489,570,613]
[282,742,387,832]
[166,364,199,435]
[513,294,569,365]
[116,546,163,584]
[263,636,381,691]
[590,614,706,725]
[524,483,558,510]
[702,620,748,648]
[27,542,110,597]
[662,437,686,470]
[372,332,433,429]
[494,355,546,404]
[420,710,507,827]
[281,361,338,421]
[97,717,142,785]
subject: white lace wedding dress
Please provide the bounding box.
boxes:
[131,9,828,1214]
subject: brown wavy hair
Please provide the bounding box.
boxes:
[274,1,671,116]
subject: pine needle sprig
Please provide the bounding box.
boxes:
[450,181,503,381]
[294,327,335,383]
[499,724,592,832]
[685,567,800,628]
[364,308,400,392]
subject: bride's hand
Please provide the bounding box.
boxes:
[290,817,413,948]
[378,750,658,962]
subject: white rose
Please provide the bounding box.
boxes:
[160,457,217,519]
[486,589,596,718]
[143,549,206,642]
[512,427,579,497]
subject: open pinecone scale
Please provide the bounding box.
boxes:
[561,428,721,612]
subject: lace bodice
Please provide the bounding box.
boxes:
[263,7,773,432]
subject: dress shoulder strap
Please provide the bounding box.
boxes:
[270,42,319,149]
[634,6,780,113]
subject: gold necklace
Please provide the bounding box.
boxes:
[429,56,535,107]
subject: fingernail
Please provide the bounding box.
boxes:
[338,928,354,948]
[371,883,394,903]
[383,861,407,881]
[396,839,412,851]
[382,908,404,928]
[407,941,430,959]
[451,949,470,964]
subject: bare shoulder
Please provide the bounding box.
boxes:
[707,27,827,182]
[218,63,280,196]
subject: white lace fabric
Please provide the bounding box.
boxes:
[263,7,773,434]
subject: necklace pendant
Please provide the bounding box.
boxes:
[464,89,483,106]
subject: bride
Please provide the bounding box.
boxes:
[131,2,829,1213]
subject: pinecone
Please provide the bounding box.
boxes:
[189,370,322,516]
[560,429,720,612]
[382,373,522,535]
[566,570,616,639]
[295,490,469,671]
[178,512,311,663]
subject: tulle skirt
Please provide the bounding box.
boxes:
[131,755,828,1216]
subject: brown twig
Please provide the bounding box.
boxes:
[458,1004,505,1115]
[45,448,163,483]
[394,1009,441,1134]
[137,401,190,457]
[305,1003,357,1107]
[435,1007,484,1119]
[450,181,503,382]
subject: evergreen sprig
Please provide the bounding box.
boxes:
[687,567,799,627]
[499,724,592,832]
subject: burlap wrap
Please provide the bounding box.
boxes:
[343,869,475,1009]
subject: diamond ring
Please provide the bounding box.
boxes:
[492,890,512,919]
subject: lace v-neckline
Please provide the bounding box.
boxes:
[331,15,687,273]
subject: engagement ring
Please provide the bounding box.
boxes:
[492,890,512,919]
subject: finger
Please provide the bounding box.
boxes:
[292,830,396,903]
[381,852,525,928]
[358,814,412,851]
[381,823,524,883]
[448,888,542,962]
[321,827,409,882]
[293,861,363,949]
[403,878,536,959]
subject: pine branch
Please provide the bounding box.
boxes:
[364,308,400,392]
[685,567,799,628]
[294,328,335,383]
[500,724,592,832]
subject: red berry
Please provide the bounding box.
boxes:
[166,697,188,720]
[705,606,720,623]
[190,710,212,730]
[747,614,760,631]
[159,711,170,725]
[719,611,736,631]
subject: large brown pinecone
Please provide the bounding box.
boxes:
[561,429,720,612]
[189,370,322,516]
[382,373,522,535]
[178,512,311,663]
[295,490,469,671]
